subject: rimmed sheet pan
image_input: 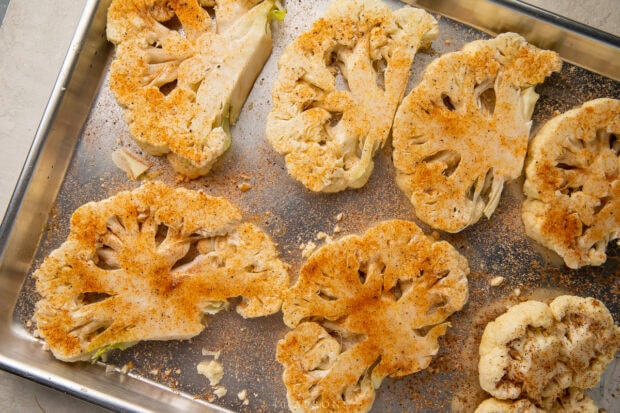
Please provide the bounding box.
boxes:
[0,0,618,411]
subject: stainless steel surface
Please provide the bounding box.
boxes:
[0,0,618,412]
[403,0,620,81]
[0,0,8,27]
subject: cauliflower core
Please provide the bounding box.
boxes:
[478,296,620,411]
[522,98,620,269]
[266,0,438,192]
[107,0,282,178]
[392,32,562,232]
[277,220,469,412]
[33,181,289,362]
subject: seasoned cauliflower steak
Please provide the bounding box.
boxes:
[267,0,438,192]
[478,296,620,411]
[522,98,620,269]
[393,32,562,232]
[107,0,283,178]
[277,220,469,413]
[33,181,289,362]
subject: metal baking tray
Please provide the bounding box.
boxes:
[0,0,618,412]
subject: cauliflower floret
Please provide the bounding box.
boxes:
[478,296,620,410]
[522,98,620,269]
[392,32,562,232]
[107,0,283,178]
[277,220,469,412]
[33,181,289,362]
[266,0,438,192]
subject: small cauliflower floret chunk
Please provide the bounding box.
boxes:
[266,0,438,192]
[277,220,469,413]
[393,32,562,232]
[478,296,620,411]
[33,181,289,362]
[522,98,620,269]
[107,0,283,178]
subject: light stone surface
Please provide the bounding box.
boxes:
[0,0,616,411]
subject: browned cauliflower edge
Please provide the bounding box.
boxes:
[392,32,562,232]
[266,0,438,192]
[478,295,620,411]
[277,219,469,413]
[522,98,620,269]
[107,0,283,178]
[33,181,290,362]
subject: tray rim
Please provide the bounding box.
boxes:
[0,0,618,412]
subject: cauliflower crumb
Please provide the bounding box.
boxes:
[489,276,505,287]
[237,182,253,192]
[111,147,151,180]
[336,213,344,221]
[513,288,522,297]
[237,389,249,405]
[197,360,225,386]
[333,224,342,234]
[316,231,328,240]
[213,386,227,398]
[201,349,221,359]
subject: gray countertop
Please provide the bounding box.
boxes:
[0,0,617,411]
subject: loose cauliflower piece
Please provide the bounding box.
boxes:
[277,220,469,412]
[478,296,620,410]
[107,0,283,178]
[522,98,620,269]
[33,181,289,362]
[392,32,562,232]
[266,0,438,192]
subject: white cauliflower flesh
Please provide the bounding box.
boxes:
[392,32,562,232]
[474,398,545,413]
[107,0,283,178]
[266,0,438,192]
[522,98,620,269]
[478,296,620,410]
[474,390,599,413]
[33,181,289,362]
[277,220,469,413]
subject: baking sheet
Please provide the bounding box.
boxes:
[1,0,619,412]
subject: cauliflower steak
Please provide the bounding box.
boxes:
[33,181,289,362]
[267,0,438,192]
[522,98,620,269]
[277,220,469,412]
[393,33,562,232]
[478,296,620,411]
[107,0,283,178]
